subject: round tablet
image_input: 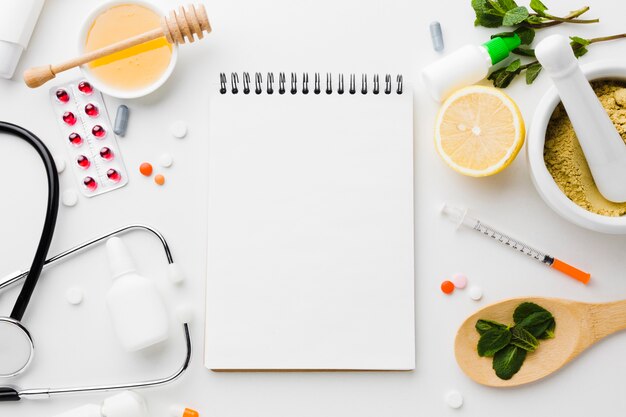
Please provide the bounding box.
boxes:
[62,189,79,207]
[441,280,455,295]
[170,120,188,138]
[451,273,467,289]
[445,390,463,409]
[159,153,174,168]
[54,155,66,173]
[469,286,483,301]
[65,287,84,305]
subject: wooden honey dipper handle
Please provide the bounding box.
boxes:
[24,4,211,88]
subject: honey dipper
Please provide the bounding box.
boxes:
[23,4,211,88]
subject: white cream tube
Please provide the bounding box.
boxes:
[0,0,45,79]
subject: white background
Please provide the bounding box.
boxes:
[0,0,625,416]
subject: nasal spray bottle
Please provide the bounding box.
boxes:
[106,237,169,351]
[422,34,521,101]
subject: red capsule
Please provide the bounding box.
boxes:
[62,111,76,125]
[56,89,70,103]
[92,125,106,138]
[78,81,93,94]
[77,155,90,169]
[85,103,99,117]
[68,132,82,146]
[107,168,121,182]
[83,176,97,191]
[100,147,114,160]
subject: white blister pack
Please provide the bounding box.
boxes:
[49,80,128,197]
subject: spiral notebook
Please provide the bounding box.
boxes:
[205,72,415,371]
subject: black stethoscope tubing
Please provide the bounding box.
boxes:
[0,121,59,321]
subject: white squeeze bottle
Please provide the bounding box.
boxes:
[422,34,521,101]
[106,237,169,351]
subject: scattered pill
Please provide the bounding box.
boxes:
[62,189,79,207]
[65,287,84,305]
[430,21,444,52]
[469,286,483,301]
[170,120,188,138]
[441,280,455,295]
[159,153,174,167]
[170,405,200,417]
[114,105,129,136]
[155,174,165,185]
[451,273,467,289]
[54,156,66,173]
[140,162,153,176]
[445,390,463,409]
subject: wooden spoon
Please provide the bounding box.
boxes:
[455,297,626,387]
[23,4,211,88]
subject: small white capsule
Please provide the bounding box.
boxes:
[62,189,79,207]
[469,286,483,301]
[430,21,444,52]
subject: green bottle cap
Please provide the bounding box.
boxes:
[482,34,521,65]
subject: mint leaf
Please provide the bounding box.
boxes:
[510,326,539,352]
[491,31,516,39]
[514,27,535,45]
[487,0,507,14]
[493,345,527,380]
[570,36,591,47]
[526,63,542,84]
[491,68,517,88]
[530,0,548,15]
[502,6,529,26]
[506,59,521,72]
[574,46,589,58]
[476,319,508,335]
[498,0,518,12]
[513,46,535,57]
[513,302,549,323]
[517,311,554,338]
[477,328,512,357]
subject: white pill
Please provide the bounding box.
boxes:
[62,189,79,207]
[55,156,66,173]
[65,287,84,305]
[159,153,174,168]
[452,273,467,289]
[170,120,188,138]
[469,286,483,301]
[445,390,463,409]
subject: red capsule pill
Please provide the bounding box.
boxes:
[92,125,106,138]
[85,103,99,117]
[56,89,70,103]
[63,111,76,125]
[78,81,93,94]
[77,155,90,169]
[83,176,97,191]
[68,132,82,146]
[107,168,121,182]
[100,147,114,160]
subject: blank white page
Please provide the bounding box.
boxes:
[205,88,414,370]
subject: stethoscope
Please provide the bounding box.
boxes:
[0,121,191,402]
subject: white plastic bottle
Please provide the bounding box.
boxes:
[422,34,521,101]
[106,237,169,351]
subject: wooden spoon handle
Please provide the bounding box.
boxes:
[589,300,626,341]
[23,27,164,88]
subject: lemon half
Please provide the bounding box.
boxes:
[435,85,525,177]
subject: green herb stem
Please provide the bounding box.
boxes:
[524,6,593,28]
[588,33,626,44]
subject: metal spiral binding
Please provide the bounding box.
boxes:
[219,73,404,95]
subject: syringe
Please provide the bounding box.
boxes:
[441,204,590,284]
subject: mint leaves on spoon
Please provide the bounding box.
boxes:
[475,302,556,380]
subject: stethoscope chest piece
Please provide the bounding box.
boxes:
[0,317,34,378]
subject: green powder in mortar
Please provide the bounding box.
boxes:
[544,80,626,217]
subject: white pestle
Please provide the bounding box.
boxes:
[535,35,626,203]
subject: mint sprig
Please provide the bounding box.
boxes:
[475,302,556,380]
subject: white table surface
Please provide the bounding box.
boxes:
[1,0,625,416]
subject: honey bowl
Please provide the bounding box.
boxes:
[78,1,178,99]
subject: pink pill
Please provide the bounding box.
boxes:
[451,273,467,289]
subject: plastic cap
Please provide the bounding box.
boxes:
[106,237,136,279]
[482,34,521,65]
[0,41,23,79]
[441,204,466,225]
[101,391,149,417]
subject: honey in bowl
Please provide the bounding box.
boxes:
[84,3,173,92]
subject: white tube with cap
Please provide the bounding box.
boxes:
[0,0,45,79]
[535,34,626,203]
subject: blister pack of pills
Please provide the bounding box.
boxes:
[50,80,128,197]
